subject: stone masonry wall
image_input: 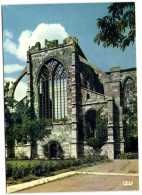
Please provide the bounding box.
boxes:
[120,68,136,83]
[12,38,137,160]
[14,123,72,159]
[28,45,74,118]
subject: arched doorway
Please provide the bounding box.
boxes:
[84,109,96,138]
[49,141,58,158]
[43,140,64,159]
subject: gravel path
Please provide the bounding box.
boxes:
[79,159,139,173]
[16,159,139,193]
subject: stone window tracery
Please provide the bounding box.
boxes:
[38,59,67,120]
[79,65,104,94]
[39,66,52,119]
[53,64,67,119]
[124,77,134,108]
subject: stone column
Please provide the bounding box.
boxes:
[107,98,114,141]
[119,107,125,153]
[107,98,114,159]
[71,122,78,158]
[110,67,125,155]
[26,51,32,106]
[70,51,78,158]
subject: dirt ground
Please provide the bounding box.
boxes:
[79,159,139,174]
[17,159,139,193]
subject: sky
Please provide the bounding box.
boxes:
[2,3,136,101]
[1,2,142,195]
[0,0,142,194]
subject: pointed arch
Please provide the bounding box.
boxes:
[35,56,66,84]
[37,59,67,120]
[123,77,135,108]
[8,67,27,98]
[122,76,134,86]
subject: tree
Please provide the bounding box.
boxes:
[94,2,135,51]
[83,108,107,154]
[123,84,138,152]
[4,80,52,160]
[21,119,51,160]
[13,101,52,160]
[4,81,17,109]
[4,81,17,157]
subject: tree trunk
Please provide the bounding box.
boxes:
[30,144,34,161]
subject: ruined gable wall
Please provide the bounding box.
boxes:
[120,68,136,83]
[28,45,74,119]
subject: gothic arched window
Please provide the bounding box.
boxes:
[53,64,67,119]
[38,59,67,120]
[39,66,52,119]
[124,77,134,108]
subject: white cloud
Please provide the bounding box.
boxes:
[5,77,27,101]
[4,64,25,74]
[3,23,69,61]
[3,30,13,39]
[4,38,17,55]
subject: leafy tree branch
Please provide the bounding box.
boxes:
[94,3,135,51]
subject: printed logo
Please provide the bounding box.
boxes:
[123,181,133,186]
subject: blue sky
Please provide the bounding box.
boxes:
[2,3,136,100]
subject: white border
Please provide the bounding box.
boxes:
[0,1,141,195]
[0,0,138,5]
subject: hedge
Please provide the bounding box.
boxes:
[6,155,107,180]
[116,152,138,159]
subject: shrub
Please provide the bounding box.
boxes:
[7,177,18,185]
[6,164,13,178]
[6,155,108,181]
[42,163,50,173]
[116,152,138,159]
[32,162,46,176]
[16,151,29,160]
[83,108,107,153]
[20,174,38,183]
[12,166,23,180]
[7,163,33,180]
[48,162,57,172]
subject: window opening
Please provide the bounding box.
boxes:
[54,64,67,119]
[39,66,52,119]
[38,60,67,120]
[87,93,90,100]
[124,77,135,109]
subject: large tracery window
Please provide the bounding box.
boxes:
[39,66,52,119]
[124,77,135,108]
[38,60,67,120]
[54,64,67,119]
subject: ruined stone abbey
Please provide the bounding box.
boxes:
[7,37,136,159]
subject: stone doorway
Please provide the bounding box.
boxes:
[49,142,58,158]
[44,141,64,159]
